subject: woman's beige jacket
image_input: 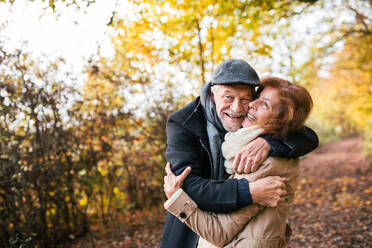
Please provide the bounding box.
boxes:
[164,126,300,248]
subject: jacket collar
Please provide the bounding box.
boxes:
[183,97,209,146]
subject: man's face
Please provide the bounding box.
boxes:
[211,84,254,131]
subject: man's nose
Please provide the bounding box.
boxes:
[231,99,243,113]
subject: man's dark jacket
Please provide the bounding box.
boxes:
[160,97,318,248]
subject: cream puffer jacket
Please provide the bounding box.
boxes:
[164,126,300,248]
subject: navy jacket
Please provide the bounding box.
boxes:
[160,97,318,248]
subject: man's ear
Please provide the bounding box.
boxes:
[211,89,215,102]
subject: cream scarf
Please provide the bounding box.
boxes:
[221,125,264,174]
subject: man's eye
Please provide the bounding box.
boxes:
[225,96,233,100]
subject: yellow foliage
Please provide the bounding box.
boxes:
[97,161,108,177]
[22,139,31,146]
[152,178,160,186]
[14,126,26,137]
[46,208,56,217]
[310,34,372,155]
[79,197,88,207]
[78,169,86,176]
[111,0,285,89]
[364,186,372,194]
[336,192,361,207]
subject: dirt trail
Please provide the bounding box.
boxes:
[288,135,371,247]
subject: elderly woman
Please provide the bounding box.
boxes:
[163,77,313,248]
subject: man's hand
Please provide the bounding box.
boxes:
[232,137,270,174]
[248,176,286,207]
[163,163,192,199]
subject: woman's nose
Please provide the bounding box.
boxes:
[249,100,256,109]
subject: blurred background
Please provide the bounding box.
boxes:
[0,0,371,247]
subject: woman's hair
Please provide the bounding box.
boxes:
[256,77,313,138]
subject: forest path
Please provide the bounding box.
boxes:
[288,135,371,247]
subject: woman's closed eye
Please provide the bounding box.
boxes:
[256,100,268,109]
[262,101,269,109]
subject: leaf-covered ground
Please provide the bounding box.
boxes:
[288,135,371,247]
[69,135,371,247]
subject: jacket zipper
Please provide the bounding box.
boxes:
[199,139,214,179]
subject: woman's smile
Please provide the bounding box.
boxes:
[246,113,257,122]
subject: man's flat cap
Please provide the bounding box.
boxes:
[211,59,259,86]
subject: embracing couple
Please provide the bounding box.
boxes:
[161,59,318,248]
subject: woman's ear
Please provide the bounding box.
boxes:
[211,90,215,102]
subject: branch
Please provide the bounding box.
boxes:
[347,6,371,34]
[195,18,206,85]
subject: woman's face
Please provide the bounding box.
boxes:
[242,87,280,128]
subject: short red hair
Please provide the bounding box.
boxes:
[257,77,313,138]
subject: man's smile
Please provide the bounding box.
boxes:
[223,112,245,120]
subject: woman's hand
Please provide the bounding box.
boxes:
[163,163,192,199]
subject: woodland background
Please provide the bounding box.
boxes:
[0,0,371,247]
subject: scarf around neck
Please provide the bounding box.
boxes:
[222,125,263,174]
[200,82,227,180]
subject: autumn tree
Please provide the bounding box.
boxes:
[309,33,372,156]
[292,1,372,155]
[0,47,90,246]
[79,52,183,213]
[110,0,319,93]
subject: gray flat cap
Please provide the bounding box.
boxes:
[211,59,260,86]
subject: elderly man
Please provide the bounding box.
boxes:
[160,59,318,248]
